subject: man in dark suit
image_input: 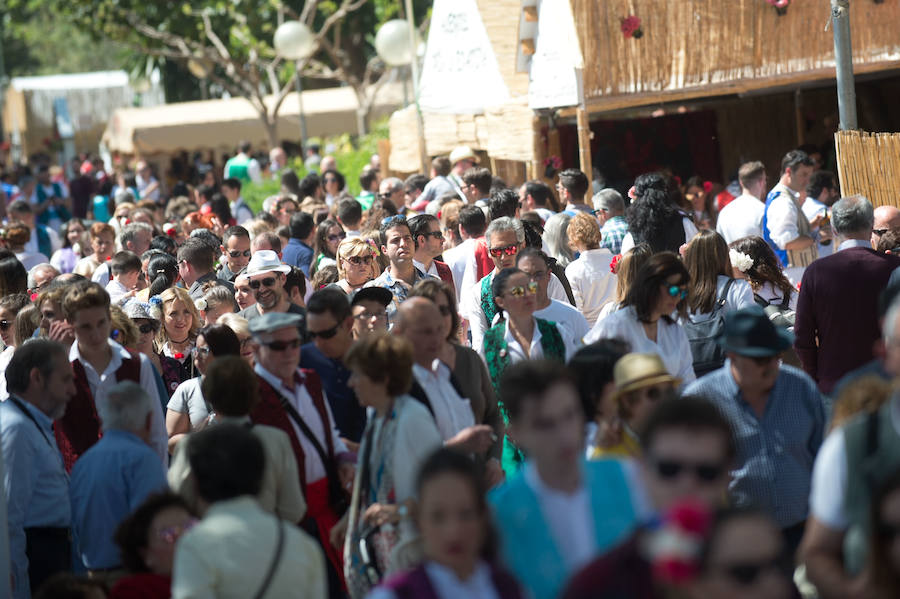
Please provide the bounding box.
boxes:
[795,195,900,393]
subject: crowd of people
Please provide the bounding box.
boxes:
[0,140,899,599]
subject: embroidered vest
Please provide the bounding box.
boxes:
[250,369,334,491]
[55,353,142,471]
[480,274,498,326]
[483,318,566,473]
[383,562,523,599]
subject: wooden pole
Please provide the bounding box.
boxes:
[576,107,592,176]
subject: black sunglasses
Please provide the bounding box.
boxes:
[249,276,278,290]
[138,323,156,334]
[0,320,11,331]
[874,228,890,237]
[650,458,726,482]
[261,338,301,351]
[228,249,252,258]
[307,323,341,340]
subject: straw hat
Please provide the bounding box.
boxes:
[449,146,479,165]
[612,353,681,397]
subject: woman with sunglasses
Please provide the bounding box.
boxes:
[165,324,241,453]
[483,267,575,475]
[585,252,696,384]
[124,301,168,385]
[323,169,349,206]
[108,492,196,599]
[334,237,380,295]
[682,231,754,375]
[310,218,346,277]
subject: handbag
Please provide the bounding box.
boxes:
[252,518,285,599]
[683,278,735,376]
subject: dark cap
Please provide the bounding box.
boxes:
[350,286,393,308]
[717,305,794,357]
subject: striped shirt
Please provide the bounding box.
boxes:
[684,362,826,527]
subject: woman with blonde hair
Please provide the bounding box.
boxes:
[334,236,380,294]
[152,286,201,394]
[217,312,255,365]
[196,283,235,326]
[566,212,617,326]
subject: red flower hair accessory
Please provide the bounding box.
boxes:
[702,180,713,194]
[643,500,712,586]
[610,253,623,274]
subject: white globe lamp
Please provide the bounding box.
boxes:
[274,20,315,60]
[375,19,419,66]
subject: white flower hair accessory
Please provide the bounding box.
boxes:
[195,298,208,312]
[729,249,754,273]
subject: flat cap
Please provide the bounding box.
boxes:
[248,312,304,336]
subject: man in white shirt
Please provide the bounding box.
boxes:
[557,169,593,214]
[716,160,768,244]
[762,150,819,270]
[802,170,839,259]
[516,248,589,345]
[393,298,502,485]
[171,424,326,599]
[135,160,161,203]
[444,205,487,301]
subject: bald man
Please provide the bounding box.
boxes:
[394,298,503,485]
[872,205,900,248]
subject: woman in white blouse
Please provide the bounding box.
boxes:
[365,449,526,599]
[565,212,617,326]
[343,333,442,598]
[585,251,696,383]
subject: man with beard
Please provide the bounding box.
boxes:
[239,250,307,333]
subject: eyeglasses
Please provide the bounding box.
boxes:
[507,281,539,297]
[261,338,301,351]
[249,277,278,290]
[718,556,787,586]
[138,323,156,335]
[649,458,726,482]
[0,320,11,331]
[874,228,889,237]
[354,311,387,321]
[489,244,519,258]
[228,249,252,258]
[381,215,407,226]
[328,232,347,243]
[191,346,211,358]
[156,518,198,544]
[324,177,338,184]
[307,323,341,340]
[665,284,688,299]
[344,255,374,266]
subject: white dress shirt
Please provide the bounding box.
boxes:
[564,248,617,326]
[254,364,348,483]
[367,561,502,599]
[442,239,476,300]
[504,318,576,363]
[69,339,168,463]
[534,299,590,346]
[765,183,807,249]
[585,306,696,383]
[412,361,475,442]
[105,279,130,304]
[716,194,765,243]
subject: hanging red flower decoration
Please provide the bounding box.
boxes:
[702,181,713,194]
[620,15,643,39]
[610,254,623,274]
[765,0,789,15]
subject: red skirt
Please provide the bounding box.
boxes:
[306,477,346,587]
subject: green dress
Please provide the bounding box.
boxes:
[483,317,566,475]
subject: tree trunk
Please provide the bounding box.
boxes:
[353,87,369,136]
[259,110,279,150]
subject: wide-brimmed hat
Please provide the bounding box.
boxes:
[245,250,291,277]
[123,301,159,322]
[449,146,479,165]
[612,353,681,397]
[717,305,794,357]
[350,286,393,308]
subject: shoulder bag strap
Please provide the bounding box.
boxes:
[252,518,285,599]
[715,278,736,313]
[8,397,54,449]
[277,393,336,474]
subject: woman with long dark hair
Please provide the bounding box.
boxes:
[310,218,345,277]
[621,173,699,254]
[729,235,798,311]
[585,252,696,383]
[51,218,87,273]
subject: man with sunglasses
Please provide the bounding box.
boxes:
[365,215,435,318]
[299,289,366,447]
[409,214,455,290]
[239,251,307,331]
[248,312,353,590]
[685,306,825,556]
[216,225,251,283]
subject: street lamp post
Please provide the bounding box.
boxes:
[274,20,315,152]
[375,17,428,174]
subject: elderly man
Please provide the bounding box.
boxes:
[377,177,405,212]
[686,306,825,555]
[1,339,75,599]
[393,297,502,485]
[872,205,900,249]
[247,312,353,583]
[239,250,306,326]
[593,188,629,254]
[795,195,900,393]
[69,381,167,577]
[28,263,59,295]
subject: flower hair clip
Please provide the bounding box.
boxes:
[195,298,208,312]
[610,253,623,274]
[642,500,711,587]
[365,238,381,257]
[729,249,754,273]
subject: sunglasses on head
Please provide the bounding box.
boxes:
[650,458,726,482]
[508,281,538,297]
[666,284,688,299]
[261,338,301,351]
[228,249,252,258]
[344,254,374,266]
[381,215,407,226]
[249,276,278,290]
[489,244,519,258]
[0,320,11,331]
[719,556,787,587]
[308,322,341,340]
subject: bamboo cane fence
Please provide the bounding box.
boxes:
[835,130,900,209]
